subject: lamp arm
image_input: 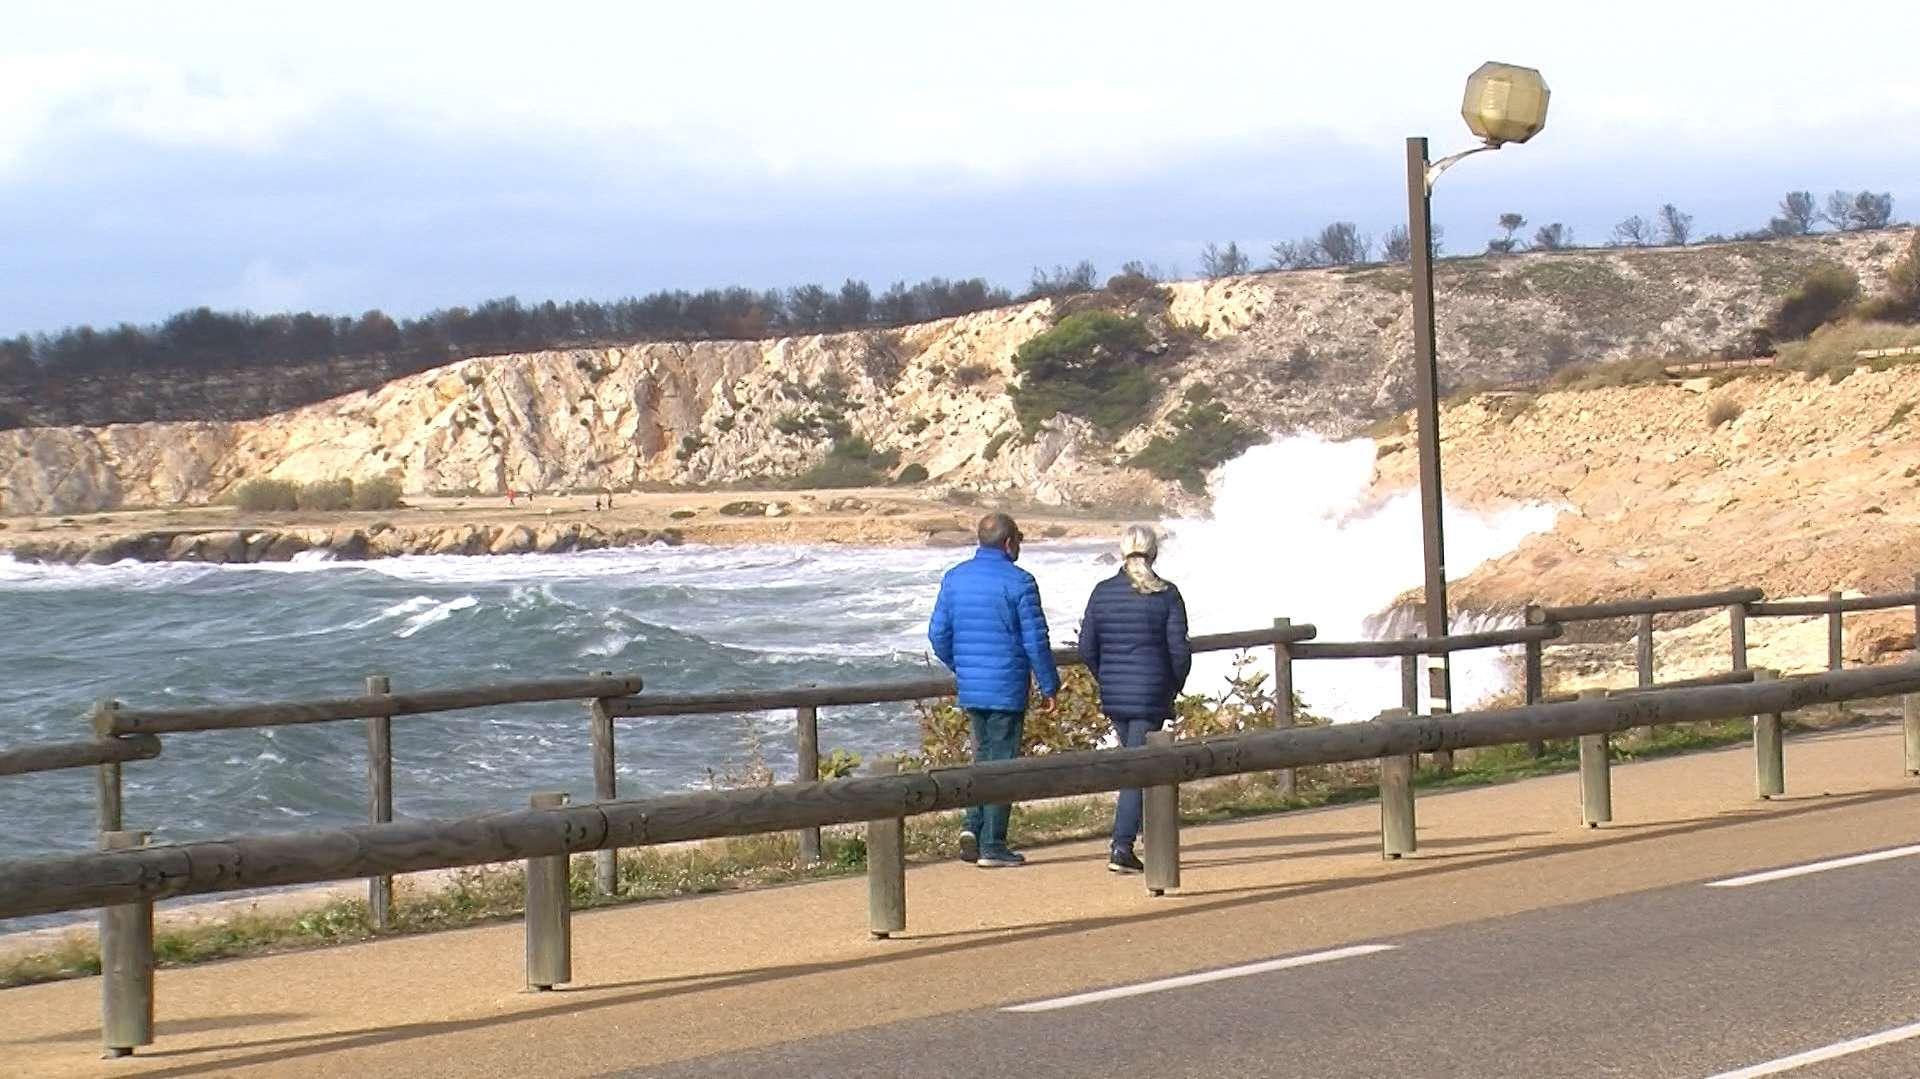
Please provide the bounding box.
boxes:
[1424,142,1502,193]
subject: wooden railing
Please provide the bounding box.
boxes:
[6,576,1920,1057]
[7,662,1920,1058]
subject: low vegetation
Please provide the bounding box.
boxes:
[232,476,404,512]
[1707,397,1743,428]
[1763,264,1860,344]
[1009,310,1158,435]
[1775,320,1920,379]
[1129,384,1263,493]
[792,435,900,489]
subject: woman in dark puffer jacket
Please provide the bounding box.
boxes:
[1078,525,1192,873]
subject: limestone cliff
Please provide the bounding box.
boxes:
[2,230,1909,517]
[1370,359,1920,626]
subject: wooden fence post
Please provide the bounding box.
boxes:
[524,792,572,991]
[1143,730,1181,896]
[365,675,393,930]
[89,700,123,837]
[1637,612,1658,736]
[1905,692,1920,777]
[1636,613,1655,688]
[1272,618,1296,797]
[796,705,823,864]
[1828,591,1845,672]
[99,830,154,1058]
[865,757,905,939]
[1753,670,1784,799]
[1577,690,1611,828]
[1524,605,1547,758]
[1729,602,1749,674]
[1399,650,1418,714]
[1377,708,1416,859]
[589,671,619,896]
[1911,572,1919,661]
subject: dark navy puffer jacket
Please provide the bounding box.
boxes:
[1078,573,1192,722]
[929,547,1063,711]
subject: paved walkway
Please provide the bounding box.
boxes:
[5,724,1918,1077]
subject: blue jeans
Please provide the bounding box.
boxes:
[963,708,1025,853]
[1111,718,1166,852]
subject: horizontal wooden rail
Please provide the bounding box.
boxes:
[1528,588,1764,624]
[8,662,1919,921]
[609,677,956,719]
[1186,624,1320,652]
[1543,668,1755,704]
[1749,592,1920,617]
[610,623,1575,720]
[0,736,161,777]
[102,676,645,736]
[1291,624,1559,659]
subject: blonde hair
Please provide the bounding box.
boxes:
[1119,524,1169,594]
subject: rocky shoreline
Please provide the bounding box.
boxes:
[3,520,685,565]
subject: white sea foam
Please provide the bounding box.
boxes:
[394,595,479,638]
[1146,434,1559,718]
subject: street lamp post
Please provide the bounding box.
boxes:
[1406,62,1549,738]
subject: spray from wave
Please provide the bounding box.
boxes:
[1149,435,1560,720]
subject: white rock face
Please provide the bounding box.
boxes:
[1,230,1909,517]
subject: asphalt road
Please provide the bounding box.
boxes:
[623,849,1920,1078]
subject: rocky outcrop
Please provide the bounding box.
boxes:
[4,522,683,565]
[1370,360,1920,618]
[3,230,1909,518]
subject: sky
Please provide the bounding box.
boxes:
[4,0,1918,335]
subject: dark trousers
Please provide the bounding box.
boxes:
[963,708,1025,853]
[1111,717,1166,852]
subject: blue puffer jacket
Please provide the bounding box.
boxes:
[1079,573,1193,722]
[929,547,1063,711]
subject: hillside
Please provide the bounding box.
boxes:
[1369,358,1920,653]
[1,230,1910,519]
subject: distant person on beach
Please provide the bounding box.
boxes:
[928,512,1061,868]
[1078,525,1191,874]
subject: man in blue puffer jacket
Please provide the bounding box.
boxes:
[1079,525,1191,873]
[929,512,1061,868]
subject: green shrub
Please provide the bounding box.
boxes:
[296,479,354,512]
[893,463,930,485]
[1776,320,1920,376]
[1010,310,1158,435]
[953,363,993,387]
[1129,385,1263,493]
[1766,264,1860,342]
[904,417,930,435]
[1859,232,1920,323]
[817,748,863,780]
[350,476,403,510]
[982,431,1014,461]
[791,435,901,489]
[912,653,1316,767]
[233,478,299,512]
[1104,270,1164,303]
[1547,356,1672,391]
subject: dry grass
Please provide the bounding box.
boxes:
[1775,320,1920,377]
[1707,397,1743,428]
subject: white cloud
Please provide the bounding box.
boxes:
[5,1,1914,183]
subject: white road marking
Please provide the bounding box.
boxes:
[1704,1019,1920,1077]
[1705,844,1920,888]
[1001,944,1396,1013]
